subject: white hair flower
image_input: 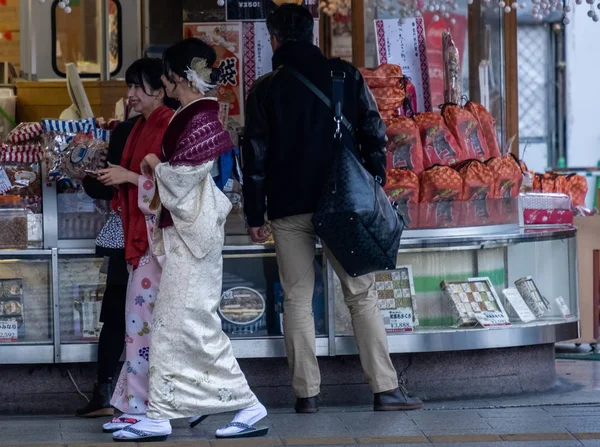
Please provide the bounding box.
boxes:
[184,57,217,93]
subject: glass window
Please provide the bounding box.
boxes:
[0,256,52,345]
[57,183,109,240]
[52,0,122,78]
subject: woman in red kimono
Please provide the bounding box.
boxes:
[110,38,267,442]
[95,58,175,435]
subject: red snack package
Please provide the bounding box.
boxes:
[359,64,403,89]
[442,104,489,162]
[464,101,501,159]
[455,160,494,226]
[413,112,464,168]
[371,87,405,111]
[380,109,398,124]
[566,174,588,207]
[384,168,419,227]
[418,165,463,228]
[486,155,523,199]
[540,173,557,193]
[385,116,424,174]
[554,174,568,195]
[400,77,418,117]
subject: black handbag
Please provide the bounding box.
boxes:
[287,67,404,277]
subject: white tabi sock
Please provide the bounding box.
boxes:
[102,413,144,432]
[215,402,267,437]
[112,418,172,440]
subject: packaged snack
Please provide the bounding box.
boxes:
[442,104,489,162]
[384,168,419,227]
[7,122,43,144]
[486,155,523,199]
[413,112,464,168]
[0,144,43,163]
[359,64,403,89]
[455,160,494,226]
[442,31,462,105]
[385,116,424,174]
[464,101,501,159]
[418,165,463,228]
[371,87,405,112]
[1,163,42,214]
[566,174,588,207]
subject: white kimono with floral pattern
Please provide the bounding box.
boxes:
[145,160,258,420]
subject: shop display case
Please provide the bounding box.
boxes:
[0,0,579,365]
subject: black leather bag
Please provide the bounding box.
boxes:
[287,67,404,277]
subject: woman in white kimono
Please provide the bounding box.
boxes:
[111,38,267,442]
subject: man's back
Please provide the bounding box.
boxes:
[243,40,387,228]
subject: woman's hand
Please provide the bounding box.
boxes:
[96,163,138,186]
[141,154,161,178]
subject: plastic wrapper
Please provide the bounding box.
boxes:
[0,163,42,214]
[566,174,588,208]
[519,192,571,210]
[456,160,494,226]
[359,64,403,89]
[418,165,463,228]
[385,116,424,174]
[464,101,501,159]
[0,143,43,163]
[384,168,419,227]
[7,122,43,144]
[442,105,489,162]
[413,112,464,168]
[486,155,523,199]
[370,86,405,112]
[442,31,461,105]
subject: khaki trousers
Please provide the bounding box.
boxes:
[271,213,399,398]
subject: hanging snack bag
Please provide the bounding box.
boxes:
[7,122,44,144]
[455,160,494,226]
[566,174,588,208]
[371,86,405,112]
[464,101,501,159]
[0,144,43,163]
[384,168,419,227]
[486,155,522,224]
[442,104,489,162]
[418,165,463,228]
[57,129,111,182]
[414,112,464,168]
[359,64,403,89]
[0,162,43,214]
[385,116,424,174]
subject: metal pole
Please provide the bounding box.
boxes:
[100,0,110,80]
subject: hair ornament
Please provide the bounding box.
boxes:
[184,57,216,93]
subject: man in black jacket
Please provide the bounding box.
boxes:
[242,4,422,413]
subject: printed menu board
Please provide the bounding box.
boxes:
[375,266,418,333]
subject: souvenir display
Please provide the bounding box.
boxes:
[418,165,463,228]
[440,277,508,327]
[218,287,267,335]
[0,278,23,342]
[442,31,461,105]
[385,117,423,174]
[6,122,43,144]
[455,160,494,226]
[442,104,489,162]
[384,168,419,227]
[375,266,418,333]
[514,276,550,318]
[566,174,588,208]
[414,112,464,168]
[0,163,42,214]
[486,155,522,199]
[0,208,27,249]
[359,64,403,89]
[73,285,104,340]
[519,192,574,225]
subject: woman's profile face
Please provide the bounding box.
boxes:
[127,77,162,116]
[161,72,178,99]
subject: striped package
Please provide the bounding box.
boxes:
[41,118,96,134]
[0,144,43,163]
[7,122,44,144]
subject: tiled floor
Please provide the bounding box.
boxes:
[3,358,600,446]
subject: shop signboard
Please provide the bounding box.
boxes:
[226,0,318,21]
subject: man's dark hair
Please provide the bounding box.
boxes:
[266,4,314,44]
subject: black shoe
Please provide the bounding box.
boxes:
[75,382,114,418]
[374,386,423,411]
[295,395,320,414]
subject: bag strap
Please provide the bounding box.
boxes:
[286,66,356,141]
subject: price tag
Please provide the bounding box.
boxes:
[383,307,414,333]
[555,296,573,319]
[503,288,536,323]
[0,167,12,193]
[0,319,18,341]
[475,311,511,328]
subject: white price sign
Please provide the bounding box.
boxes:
[383,307,414,333]
[555,297,573,319]
[0,319,18,341]
[503,288,536,323]
[475,311,511,328]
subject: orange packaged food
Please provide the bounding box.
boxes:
[413,112,464,169]
[566,174,588,207]
[371,86,405,112]
[486,155,523,199]
[442,104,489,162]
[455,160,494,226]
[385,116,424,174]
[464,101,501,159]
[359,64,403,89]
[384,168,419,227]
[418,165,463,228]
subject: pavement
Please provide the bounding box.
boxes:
[3,348,600,447]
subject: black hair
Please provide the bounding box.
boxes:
[162,38,221,86]
[125,58,178,109]
[266,4,314,45]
